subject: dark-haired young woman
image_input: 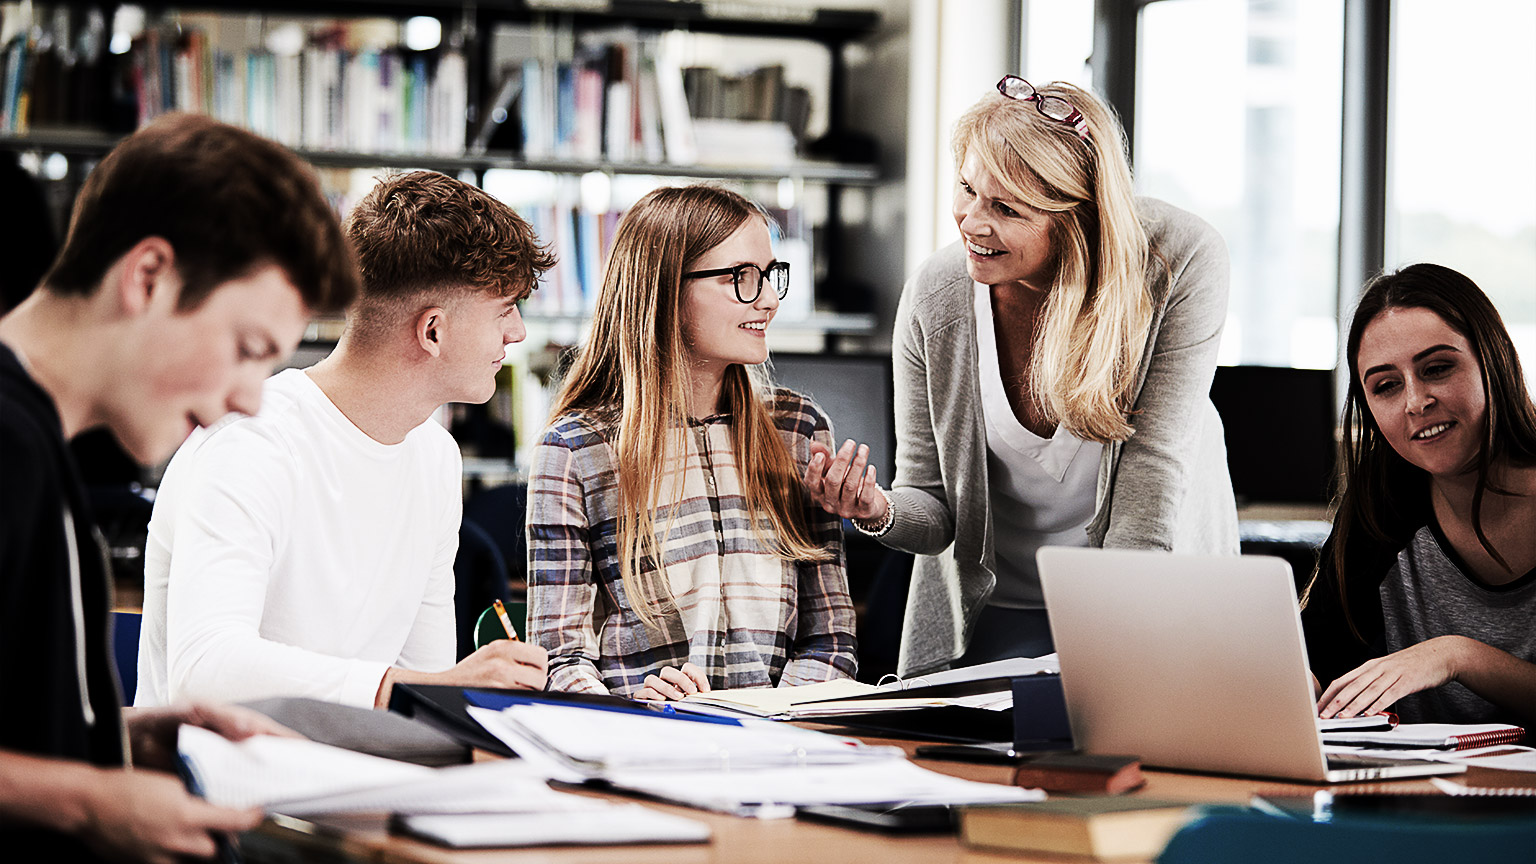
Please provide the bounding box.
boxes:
[1302,263,1536,726]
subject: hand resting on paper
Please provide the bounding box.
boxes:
[1317,635,1536,723]
[123,701,300,774]
[803,439,887,523]
[634,663,711,702]
[375,639,549,708]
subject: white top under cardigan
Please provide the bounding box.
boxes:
[973,282,1100,608]
[136,368,462,708]
[882,197,1240,677]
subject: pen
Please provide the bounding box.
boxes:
[493,598,519,641]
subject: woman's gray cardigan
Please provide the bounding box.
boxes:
[885,197,1239,676]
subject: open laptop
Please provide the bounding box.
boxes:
[1035,547,1465,783]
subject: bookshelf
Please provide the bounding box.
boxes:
[0,129,879,182]
[1,2,884,318]
[3,2,895,472]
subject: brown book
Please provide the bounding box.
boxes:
[1013,753,1146,794]
[961,798,1199,861]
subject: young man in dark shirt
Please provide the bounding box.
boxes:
[0,114,357,862]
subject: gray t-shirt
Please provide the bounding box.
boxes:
[1380,523,1536,724]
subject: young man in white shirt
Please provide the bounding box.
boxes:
[137,170,554,710]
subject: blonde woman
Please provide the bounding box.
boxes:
[806,77,1239,675]
[527,185,858,700]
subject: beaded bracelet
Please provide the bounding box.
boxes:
[851,487,895,538]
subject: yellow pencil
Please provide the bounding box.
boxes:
[492,598,519,641]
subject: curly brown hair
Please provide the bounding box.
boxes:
[345,171,555,304]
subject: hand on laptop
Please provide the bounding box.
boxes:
[1316,636,1462,718]
[375,640,549,708]
[634,663,711,702]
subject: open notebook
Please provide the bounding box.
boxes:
[464,701,1040,817]
[1322,723,1526,750]
[177,725,581,815]
[677,656,1060,719]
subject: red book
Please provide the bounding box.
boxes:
[1012,753,1145,794]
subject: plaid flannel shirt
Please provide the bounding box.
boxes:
[527,388,859,697]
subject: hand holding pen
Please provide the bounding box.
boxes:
[374,599,547,707]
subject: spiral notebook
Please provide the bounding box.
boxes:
[1322,723,1526,751]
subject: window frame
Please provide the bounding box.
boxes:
[1083,0,1392,397]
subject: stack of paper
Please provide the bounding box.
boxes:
[391,807,711,849]
[1318,722,1536,774]
[466,702,1042,817]
[678,679,952,719]
[180,726,715,846]
[177,725,586,816]
[678,656,1062,718]
[601,759,1042,817]
[1321,723,1525,750]
[466,701,900,777]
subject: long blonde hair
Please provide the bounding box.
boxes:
[953,81,1154,442]
[549,185,829,628]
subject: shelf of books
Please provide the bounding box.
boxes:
[0,129,877,183]
[0,8,880,176]
[1,6,883,310]
[4,2,887,472]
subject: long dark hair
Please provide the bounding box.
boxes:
[1304,263,1536,639]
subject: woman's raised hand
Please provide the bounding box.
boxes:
[803,439,887,523]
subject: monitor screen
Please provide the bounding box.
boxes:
[1210,365,1336,505]
[768,353,895,484]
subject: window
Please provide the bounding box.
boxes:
[1022,0,1095,88]
[1387,0,1536,376]
[1133,0,1345,369]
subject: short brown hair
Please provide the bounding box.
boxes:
[345,171,554,303]
[44,113,357,314]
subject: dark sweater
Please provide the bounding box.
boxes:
[1302,515,1535,724]
[0,342,125,856]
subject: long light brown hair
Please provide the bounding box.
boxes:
[952,81,1154,442]
[549,185,829,628]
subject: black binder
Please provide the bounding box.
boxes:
[387,683,645,757]
[809,674,1072,747]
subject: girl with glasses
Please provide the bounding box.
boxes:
[805,78,1239,675]
[526,185,857,700]
[1303,264,1536,725]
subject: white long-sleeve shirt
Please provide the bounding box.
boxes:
[135,368,462,708]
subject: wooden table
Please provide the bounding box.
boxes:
[242,733,1536,864]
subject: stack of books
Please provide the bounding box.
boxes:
[128,14,467,155]
[487,26,696,165]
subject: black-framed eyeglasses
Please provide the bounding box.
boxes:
[996,75,1091,143]
[683,261,791,303]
